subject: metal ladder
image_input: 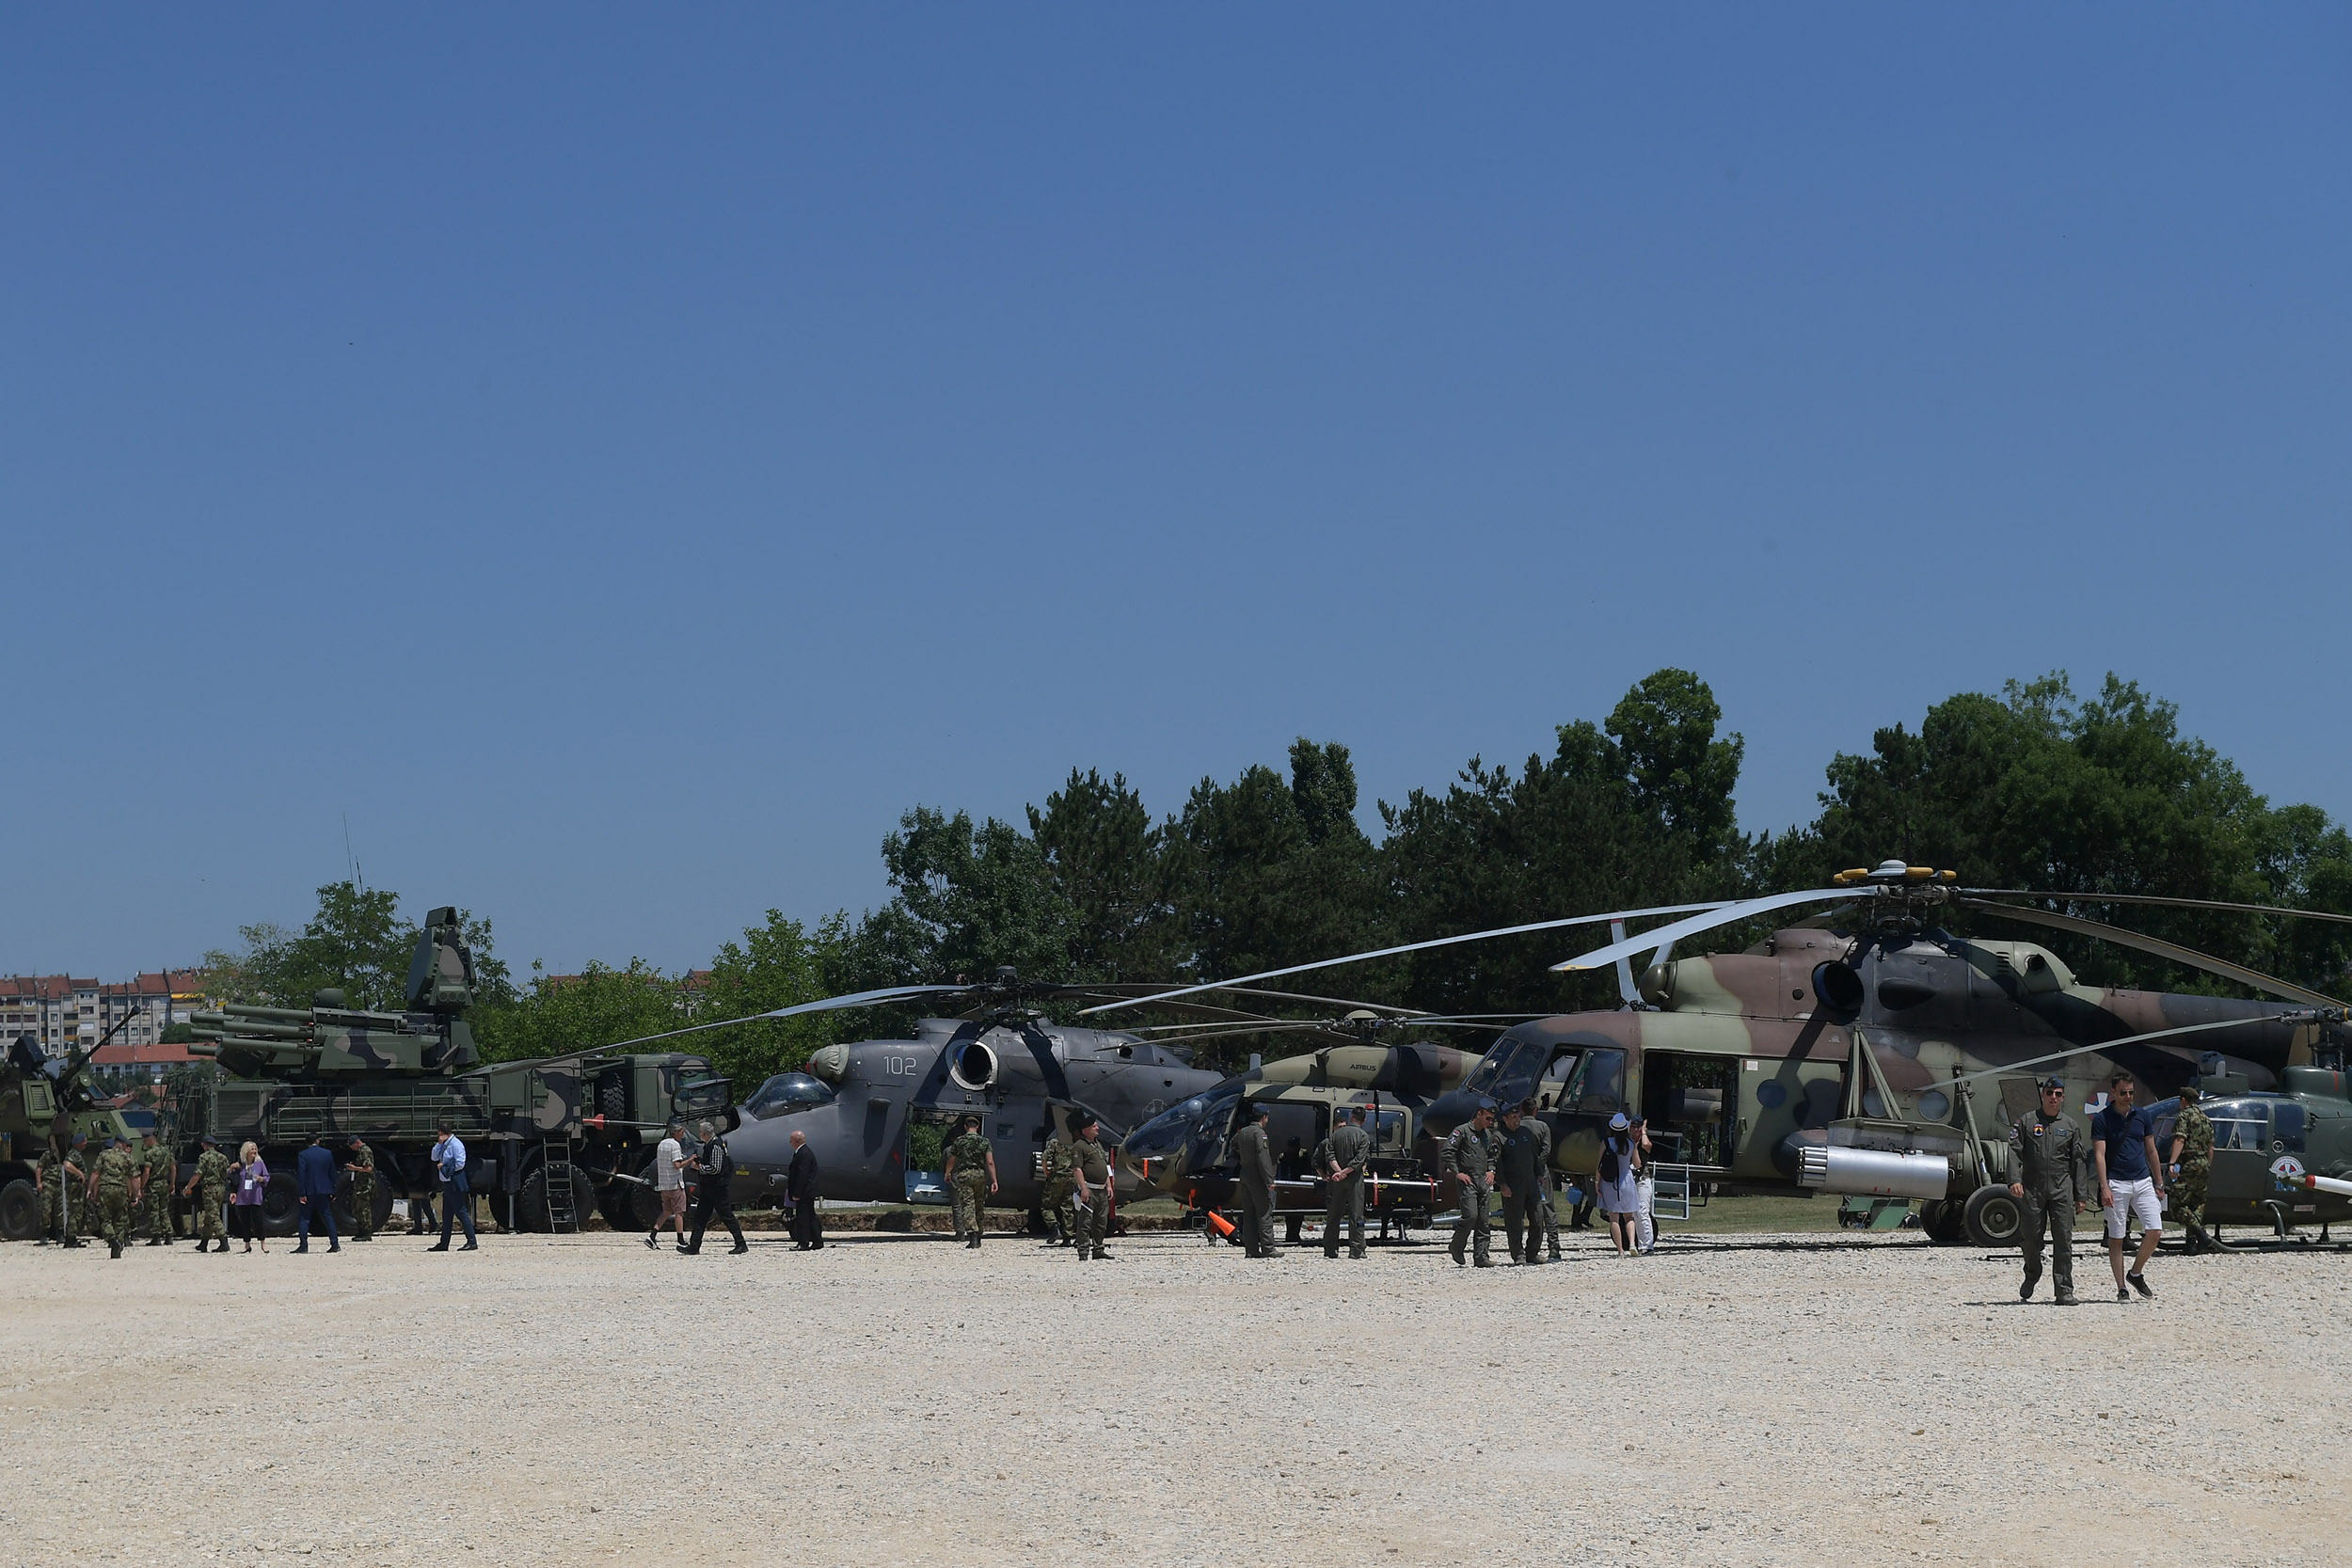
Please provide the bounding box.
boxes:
[543,1153,580,1234]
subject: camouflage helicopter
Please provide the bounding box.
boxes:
[2146,1055,2352,1245]
[1118,1011,1523,1241]
[607,969,1400,1225]
[1091,865,2352,1246]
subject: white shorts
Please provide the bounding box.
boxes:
[2105,1176,2163,1238]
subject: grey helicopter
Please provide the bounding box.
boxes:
[596,968,1406,1226]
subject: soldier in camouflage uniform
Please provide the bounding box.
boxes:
[342,1135,377,1243]
[56,1133,89,1246]
[138,1130,176,1244]
[1444,1100,1501,1268]
[2007,1076,2089,1305]
[1069,1113,1115,1261]
[36,1144,64,1245]
[183,1133,232,1252]
[1232,1103,1279,1258]
[2167,1085,2216,1254]
[94,1135,138,1259]
[942,1115,996,1250]
[1524,1101,1562,1261]
[1039,1128,1078,1247]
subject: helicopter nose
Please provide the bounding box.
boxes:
[1423,1087,1477,1137]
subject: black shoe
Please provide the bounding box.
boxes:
[1473,1258,1495,1268]
[966,1236,981,1250]
[458,1241,478,1250]
[2127,1272,2153,1298]
[1324,1249,1339,1259]
[2020,1272,2040,1302]
[1092,1249,1111,1260]
[428,1242,450,1251]
[645,1233,660,1250]
[2055,1291,2078,1306]
[1452,1252,1466,1266]
[108,1242,122,1259]
[328,1243,341,1253]
[2116,1285,2130,1302]
[165,1236,175,1245]
[146,1238,163,1246]
[728,1243,749,1255]
[1351,1249,1367,1259]
[294,1244,310,1254]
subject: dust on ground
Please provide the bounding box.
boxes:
[3,1226,2342,1567]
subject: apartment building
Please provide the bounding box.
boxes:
[0,970,209,1060]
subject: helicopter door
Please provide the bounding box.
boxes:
[1530,1047,1582,1113]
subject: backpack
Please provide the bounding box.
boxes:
[1597,1141,1621,1185]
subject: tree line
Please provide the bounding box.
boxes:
[197,668,2352,1088]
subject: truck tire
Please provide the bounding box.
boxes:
[1962,1183,2025,1247]
[0,1179,40,1241]
[516,1162,596,1233]
[262,1180,302,1238]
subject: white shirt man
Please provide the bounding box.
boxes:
[647,1122,689,1251]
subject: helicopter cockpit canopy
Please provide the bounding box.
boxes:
[742,1070,838,1120]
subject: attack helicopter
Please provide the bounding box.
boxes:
[1091,863,2352,1246]
[596,969,1413,1226]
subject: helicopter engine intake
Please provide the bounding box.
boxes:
[1795,1143,1952,1201]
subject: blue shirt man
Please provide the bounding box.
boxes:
[2092,1103,2154,1181]
[429,1126,478,1251]
[294,1134,341,1254]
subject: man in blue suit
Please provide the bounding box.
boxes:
[294,1132,341,1254]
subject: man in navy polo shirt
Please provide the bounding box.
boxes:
[2092,1071,2166,1301]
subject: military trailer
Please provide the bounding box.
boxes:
[176,908,736,1237]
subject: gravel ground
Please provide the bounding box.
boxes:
[3,1227,2344,1568]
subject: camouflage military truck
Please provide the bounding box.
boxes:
[176,907,736,1237]
[0,1032,142,1240]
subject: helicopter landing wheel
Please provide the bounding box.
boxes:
[1961,1184,2024,1248]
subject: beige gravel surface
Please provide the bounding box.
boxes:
[3,1227,2344,1567]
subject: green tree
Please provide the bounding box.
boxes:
[1027,768,1180,980]
[472,959,698,1062]
[1772,673,2352,993]
[1606,668,1745,863]
[848,807,1084,988]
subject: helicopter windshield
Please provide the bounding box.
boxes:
[671,1070,735,1117]
[1461,1037,1532,1099]
[1125,1079,1245,1165]
[742,1070,837,1120]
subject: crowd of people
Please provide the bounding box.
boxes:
[29,1069,2217,1281]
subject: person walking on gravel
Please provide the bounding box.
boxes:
[232,1141,269,1253]
[648,1119,690,1251]
[2008,1077,2088,1306]
[787,1130,823,1250]
[1070,1113,1115,1261]
[429,1122,478,1252]
[1631,1116,1660,1256]
[1596,1114,1642,1257]
[1524,1102,1563,1263]
[139,1129,176,1244]
[1495,1101,1546,1265]
[943,1115,996,1251]
[1444,1100,1500,1268]
[682,1118,747,1256]
[183,1133,231,1253]
[2093,1073,2165,1301]
[342,1136,376,1243]
[2167,1085,2217,1255]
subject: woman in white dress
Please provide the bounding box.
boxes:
[1597,1112,1642,1256]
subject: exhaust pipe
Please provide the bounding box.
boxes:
[1796,1144,1952,1201]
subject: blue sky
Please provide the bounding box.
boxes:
[5,8,2347,978]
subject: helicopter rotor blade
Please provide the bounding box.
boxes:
[531,984,974,1060]
[1079,901,1731,1016]
[1953,898,2346,1010]
[1963,890,2352,926]
[1946,1012,2316,1089]
[1551,889,1880,974]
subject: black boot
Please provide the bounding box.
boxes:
[109,1241,123,1259]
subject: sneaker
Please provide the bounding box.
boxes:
[644,1234,659,1250]
[2116,1285,2130,1302]
[2127,1272,2153,1299]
